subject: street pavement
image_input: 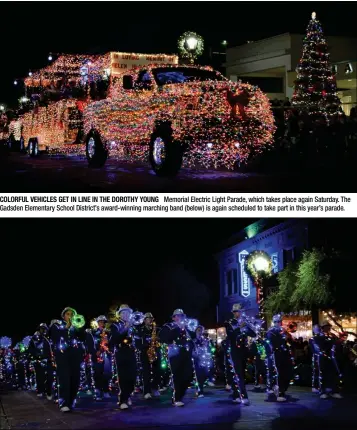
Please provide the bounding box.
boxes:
[0,151,355,193]
[1,385,357,430]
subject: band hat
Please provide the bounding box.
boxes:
[61,307,76,319]
[321,320,332,327]
[38,323,49,331]
[95,315,108,323]
[116,304,132,317]
[144,312,154,319]
[172,308,185,317]
[272,314,282,323]
[231,303,243,312]
[312,324,321,334]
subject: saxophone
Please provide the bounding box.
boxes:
[98,329,109,362]
[147,322,159,364]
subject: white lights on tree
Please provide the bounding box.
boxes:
[312,11,316,20]
[28,72,32,77]
[20,96,29,103]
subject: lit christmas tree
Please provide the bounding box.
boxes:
[292,12,341,118]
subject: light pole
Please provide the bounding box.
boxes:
[178,31,204,65]
[245,251,272,330]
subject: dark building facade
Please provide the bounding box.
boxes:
[216,219,309,322]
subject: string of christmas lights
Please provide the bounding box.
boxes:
[292,12,341,118]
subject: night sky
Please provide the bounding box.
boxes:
[1,218,257,342]
[1,1,357,105]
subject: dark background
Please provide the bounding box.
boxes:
[1,1,357,105]
[1,217,357,344]
[0,218,255,342]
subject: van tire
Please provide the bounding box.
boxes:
[149,128,182,177]
[28,138,39,157]
[86,130,108,168]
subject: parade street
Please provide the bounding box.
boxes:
[1,386,357,430]
[0,152,355,193]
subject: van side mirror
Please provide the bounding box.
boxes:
[123,75,134,90]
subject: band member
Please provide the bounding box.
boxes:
[314,321,343,399]
[50,307,86,412]
[14,340,32,390]
[86,315,111,400]
[109,304,137,410]
[192,325,213,397]
[0,339,15,387]
[28,323,54,400]
[219,337,231,391]
[159,309,195,407]
[266,314,294,402]
[134,312,161,399]
[224,303,256,405]
[250,336,268,390]
[309,324,321,393]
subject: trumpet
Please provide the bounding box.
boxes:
[184,318,199,332]
[129,311,145,326]
[236,313,262,337]
[71,314,86,329]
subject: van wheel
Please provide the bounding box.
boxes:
[28,138,39,157]
[149,129,182,177]
[86,130,108,168]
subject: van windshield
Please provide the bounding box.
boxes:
[152,67,225,85]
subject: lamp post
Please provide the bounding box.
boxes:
[245,251,272,330]
[178,31,204,65]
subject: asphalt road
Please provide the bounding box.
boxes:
[1,385,357,430]
[0,151,355,193]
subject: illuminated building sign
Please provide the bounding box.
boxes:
[238,250,250,298]
[271,252,278,273]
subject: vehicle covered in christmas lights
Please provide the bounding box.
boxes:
[21,51,275,174]
[21,54,99,156]
[0,112,24,151]
[83,54,276,175]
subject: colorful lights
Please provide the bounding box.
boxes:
[292,12,341,118]
[10,51,274,172]
[83,64,275,170]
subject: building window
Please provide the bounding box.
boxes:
[283,248,295,266]
[225,268,238,296]
[345,63,353,74]
[332,65,338,74]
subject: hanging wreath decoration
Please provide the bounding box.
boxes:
[245,250,273,282]
[178,31,204,62]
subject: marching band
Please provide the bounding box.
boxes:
[1,303,356,414]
